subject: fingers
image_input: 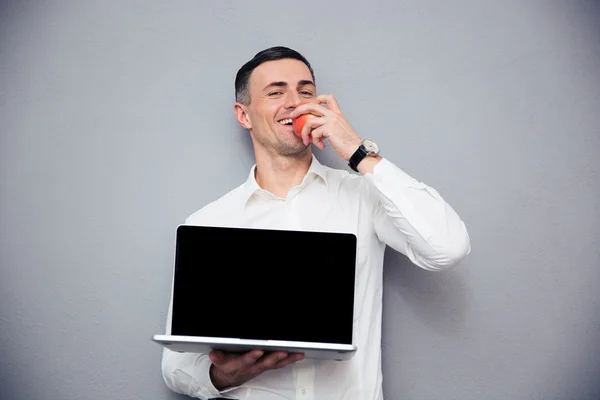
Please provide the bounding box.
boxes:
[254,351,288,371]
[209,349,228,364]
[211,349,264,374]
[301,116,327,147]
[308,126,327,150]
[253,351,305,372]
[243,349,266,366]
[316,94,341,113]
[209,349,252,365]
[273,353,305,369]
[209,349,305,390]
[291,101,327,119]
[290,94,341,127]
[291,95,341,118]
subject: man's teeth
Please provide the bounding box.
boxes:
[278,119,293,125]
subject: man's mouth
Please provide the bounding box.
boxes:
[277,118,293,126]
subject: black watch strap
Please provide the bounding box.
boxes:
[348,144,368,172]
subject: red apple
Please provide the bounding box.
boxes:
[292,102,316,139]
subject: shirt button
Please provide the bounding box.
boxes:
[301,388,306,395]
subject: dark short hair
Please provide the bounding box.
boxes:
[234,46,315,105]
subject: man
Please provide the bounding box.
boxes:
[161,46,471,400]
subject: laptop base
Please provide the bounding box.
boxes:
[153,335,357,361]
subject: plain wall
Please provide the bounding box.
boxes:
[1,1,599,399]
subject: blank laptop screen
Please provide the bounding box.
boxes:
[171,225,357,344]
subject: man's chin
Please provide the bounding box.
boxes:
[277,141,310,157]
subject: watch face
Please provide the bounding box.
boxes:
[362,139,379,155]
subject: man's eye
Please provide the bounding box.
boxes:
[300,91,314,96]
[269,91,283,96]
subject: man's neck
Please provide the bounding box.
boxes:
[254,150,313,199]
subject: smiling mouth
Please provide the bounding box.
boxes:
[277,118,293,126]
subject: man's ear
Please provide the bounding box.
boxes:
[234,102,252,129]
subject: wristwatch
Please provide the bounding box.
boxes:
[348,139,380,172]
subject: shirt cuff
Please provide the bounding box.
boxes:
[202,357,243,398]
[200,356,222,397]
[173,353,241,399]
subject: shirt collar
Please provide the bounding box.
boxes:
[241,154,329,204]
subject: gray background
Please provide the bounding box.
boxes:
[1,1,599,399]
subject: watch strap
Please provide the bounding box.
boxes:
[348,144,368,172]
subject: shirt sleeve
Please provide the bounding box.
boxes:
[364,157,471,271]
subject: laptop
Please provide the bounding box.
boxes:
[152,224,358,361]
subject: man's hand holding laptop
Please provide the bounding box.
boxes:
[209,349,305,389]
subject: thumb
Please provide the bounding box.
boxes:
[209,350,225,364]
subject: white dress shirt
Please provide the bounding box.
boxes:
[161,155,470,400]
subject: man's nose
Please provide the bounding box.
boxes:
[284,92,302,108]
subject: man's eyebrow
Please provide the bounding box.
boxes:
[263,80,316,91]
[263,81,288,91]
[297,80,315,87]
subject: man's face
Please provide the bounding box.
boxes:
[239,58,317,156]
